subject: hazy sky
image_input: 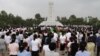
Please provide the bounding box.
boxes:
[0,0,100,19]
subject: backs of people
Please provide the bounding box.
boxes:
[0,39,6,50]
[8,43,19,55]
[75,51,90,56]
[31,37,40,51]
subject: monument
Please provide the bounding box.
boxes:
[39,0,63,26]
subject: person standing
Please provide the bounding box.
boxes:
[18,42,31,56]
[8,34,19,56]
[0,35,6,56]
[86,37,95,56]
[75,42,90,56]
[44,43,59,56]
[30,34,40,56]
[70,38,78,56]
[59,31,67,55]
[96,32,100,56]
[4,32,11,45]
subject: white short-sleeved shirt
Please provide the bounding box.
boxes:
[75,51,90,56]
[66,32,71,41]
[31,39,39,51]
[4,35,11,44]
[59,35,66,44]
[18,34,24,40]
[8,43,19,55]
[27,35,33,46]
[53,33,58,42]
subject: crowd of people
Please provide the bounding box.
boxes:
[0,26,100,56]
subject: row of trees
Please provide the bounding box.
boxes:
[57,15,100,26]
[0,10,45,27]
[0,10,100,27]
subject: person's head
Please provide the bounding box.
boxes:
[88,37,93,42]
[49,43,56,51]
[67,29,71,32]
[6,32,10,36]
[48,32,54,38]
[19,30,23,34]
[1,35,4,39]
[38,34,41,38]
[69,37,74,42]
[79,42,87,52]
[16,32,19,36]
[11,34,16,43]
[19,42,28,52]
[23,33,28,39]
[33,34,38,40]
[61,31,65,35]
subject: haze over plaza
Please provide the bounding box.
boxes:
[0,0,100,19]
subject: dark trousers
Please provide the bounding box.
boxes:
[10,55,17,56]
[31,51,39,56]
[97,46,100,56]
[60,44,65,51]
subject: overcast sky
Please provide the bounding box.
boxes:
[0,0,100,19]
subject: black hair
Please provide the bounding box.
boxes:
[49,43,56,51]
[10,34,16,43]
[1,35,4,39]
[61,31,66,35]
[6,32,10,36]
[33,34,38,40]
[38,34,41,38]
[19,42,28,52]
[70,37,74,42]
[88,37,93,42]
[16,32,19,36]
[23,33,28,39]
[48,32,54,38]
[79,42,87,52]
[19,30,23,34]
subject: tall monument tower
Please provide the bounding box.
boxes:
[48,0,54,21]
[39,0,63,26]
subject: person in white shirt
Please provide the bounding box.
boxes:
[44,43,59,56]
[18,31,24,41]
[8,34,19,56]
[27,33,33,46]
[65,30,71,42]
[75,42,90,56]
[53,32,58,43]
[37,35,42,52]
[4,32,11,44]
[59,31,67,55]
[78,31,83,43]
[30,34,40,56]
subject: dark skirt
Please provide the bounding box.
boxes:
[10,55,17,56]
[31,51,39,56]
[60,44,65,51]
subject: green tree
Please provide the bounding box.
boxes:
[35,13,41,19]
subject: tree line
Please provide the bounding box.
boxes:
[0,10,100,27]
